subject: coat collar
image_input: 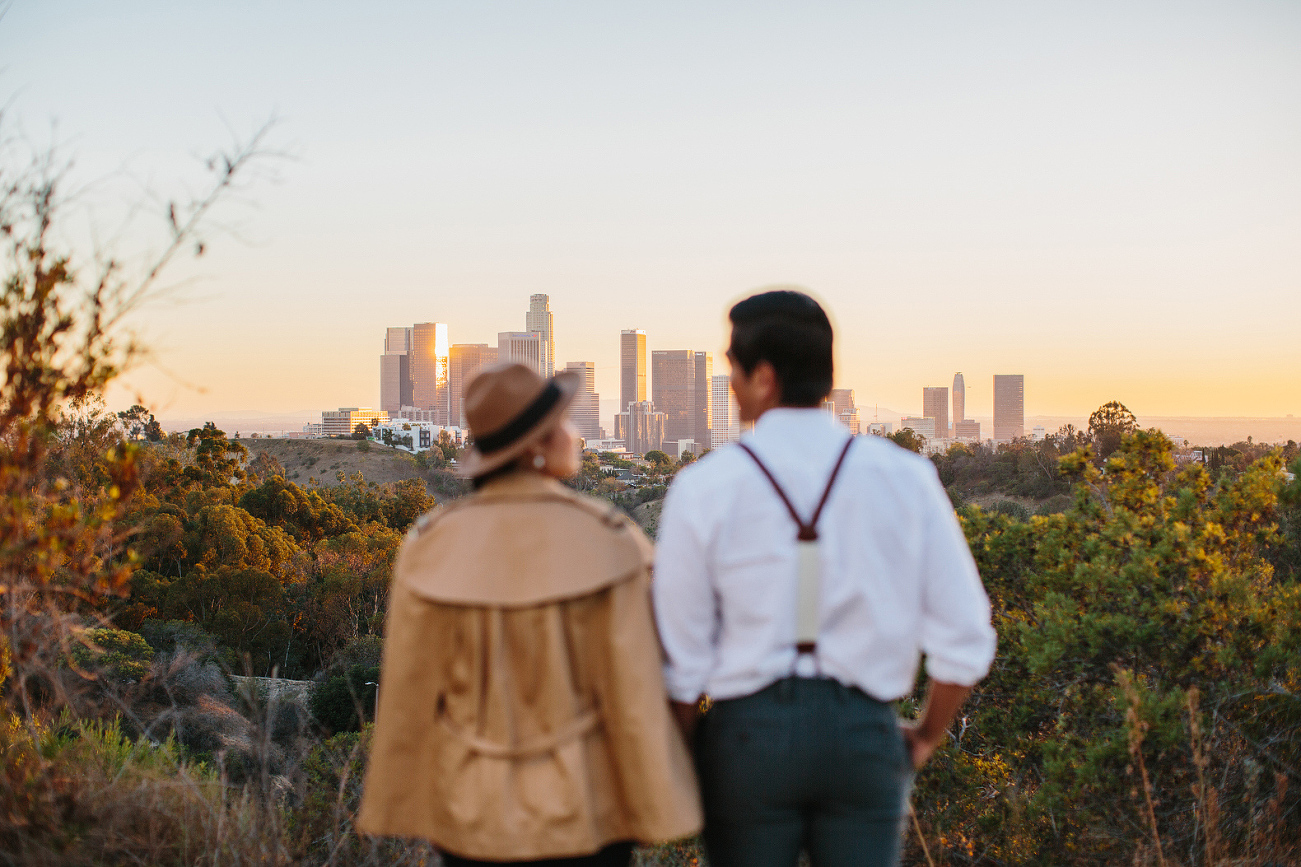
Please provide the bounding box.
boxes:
[473,469,574,502]
[398,472,652,607]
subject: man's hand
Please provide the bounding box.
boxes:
[900,721,945,769]
[899,680,972,770]
[670,699,701,744]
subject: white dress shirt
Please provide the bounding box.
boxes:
[652,408,996,704]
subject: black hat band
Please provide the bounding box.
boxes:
[474,382,563,455]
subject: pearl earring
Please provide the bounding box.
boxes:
[532,454,546,470]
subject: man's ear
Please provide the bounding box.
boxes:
[753,360,781,405]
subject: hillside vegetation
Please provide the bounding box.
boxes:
[238,437,466,501]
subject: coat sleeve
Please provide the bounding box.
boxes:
[590,568,703,842]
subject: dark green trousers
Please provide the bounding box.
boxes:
[696,677,913,867]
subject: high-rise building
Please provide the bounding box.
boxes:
[710,374,740,450]
[412,323,450,423]
[900,416,937,440]
[449,344,498,428]
[564,361,601,441]
[993,374,1025,443]
[693,351,712,449]
[923,387,949,441]
[652,350,711,451]
[526,294,554,378]
[952,373,966,436]
[954,419,981,441]
[613,400,666,456]
[828,388,859,435]
[620,330,647,412]
[829,388,855,417]
[498,331,542,375]
[379,326,414,414]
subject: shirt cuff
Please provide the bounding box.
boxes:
[923,652,994,688]
[663,666,705,704]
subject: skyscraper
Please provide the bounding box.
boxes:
[449,343,498,428]
[710,374,739,450]
[620,330,646,412]
[829,388,855,417]
[952,372,966,436]
[652,350,711,451]
[564,361,601,441]
[412,322,450,423]
[993,374,1025,443]
[497,331,542,375]
[379,326,413,414]
[923,386,949,441]
[693,351,712,450]
[828,388,859,434]
[526,294,554,378]
[613,400,666,456]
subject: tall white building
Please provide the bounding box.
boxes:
[498,331,542,375]
[526,294,554,378]
[564,361,601,441]
[710,374,740,450]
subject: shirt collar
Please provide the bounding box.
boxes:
[751,406,841,438]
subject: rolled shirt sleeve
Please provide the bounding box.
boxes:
[915,464,996,686]
[651,474,719,704]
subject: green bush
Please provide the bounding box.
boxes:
[309,664,379,733]
[70,628,153,681]
[910,432,1301,863]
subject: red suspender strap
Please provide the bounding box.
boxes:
[737,436,855,541]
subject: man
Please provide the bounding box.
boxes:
[652,290,996,867]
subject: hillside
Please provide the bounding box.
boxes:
[238,438,465,501]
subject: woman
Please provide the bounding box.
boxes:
[358,363,701,866]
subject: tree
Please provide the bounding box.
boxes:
[1088,400,1137,460]
[308,664,379,734]
[0,113,273,720]
[644,450,672,470]
[437,428,457,462]
[889,428,926,453]
[117,404,163,442]
[352,423,370,441]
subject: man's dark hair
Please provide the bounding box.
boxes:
[728,290,833,407]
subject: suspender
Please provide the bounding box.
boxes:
[737,437,855,655]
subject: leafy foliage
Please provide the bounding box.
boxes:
[1088,399,1138,460]
[309,664,380,734]
[908,430,1301,864]
[889,427,926,453]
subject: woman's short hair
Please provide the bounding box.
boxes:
[728,290,833,407]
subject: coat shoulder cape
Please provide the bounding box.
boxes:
[397,478,653,607]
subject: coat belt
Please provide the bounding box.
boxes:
[438,707,601,759]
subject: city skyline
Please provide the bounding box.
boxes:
[3,5,1296,424]
[371,295,1034,447]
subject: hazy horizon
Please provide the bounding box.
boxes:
[3,2,1297,421]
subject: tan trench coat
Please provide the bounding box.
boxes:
[357,472,702,860]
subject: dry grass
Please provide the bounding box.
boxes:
[238,439,443,497]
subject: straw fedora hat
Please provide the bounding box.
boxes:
[458,363,580,478]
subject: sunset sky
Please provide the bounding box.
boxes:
[3,2,1298,424]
